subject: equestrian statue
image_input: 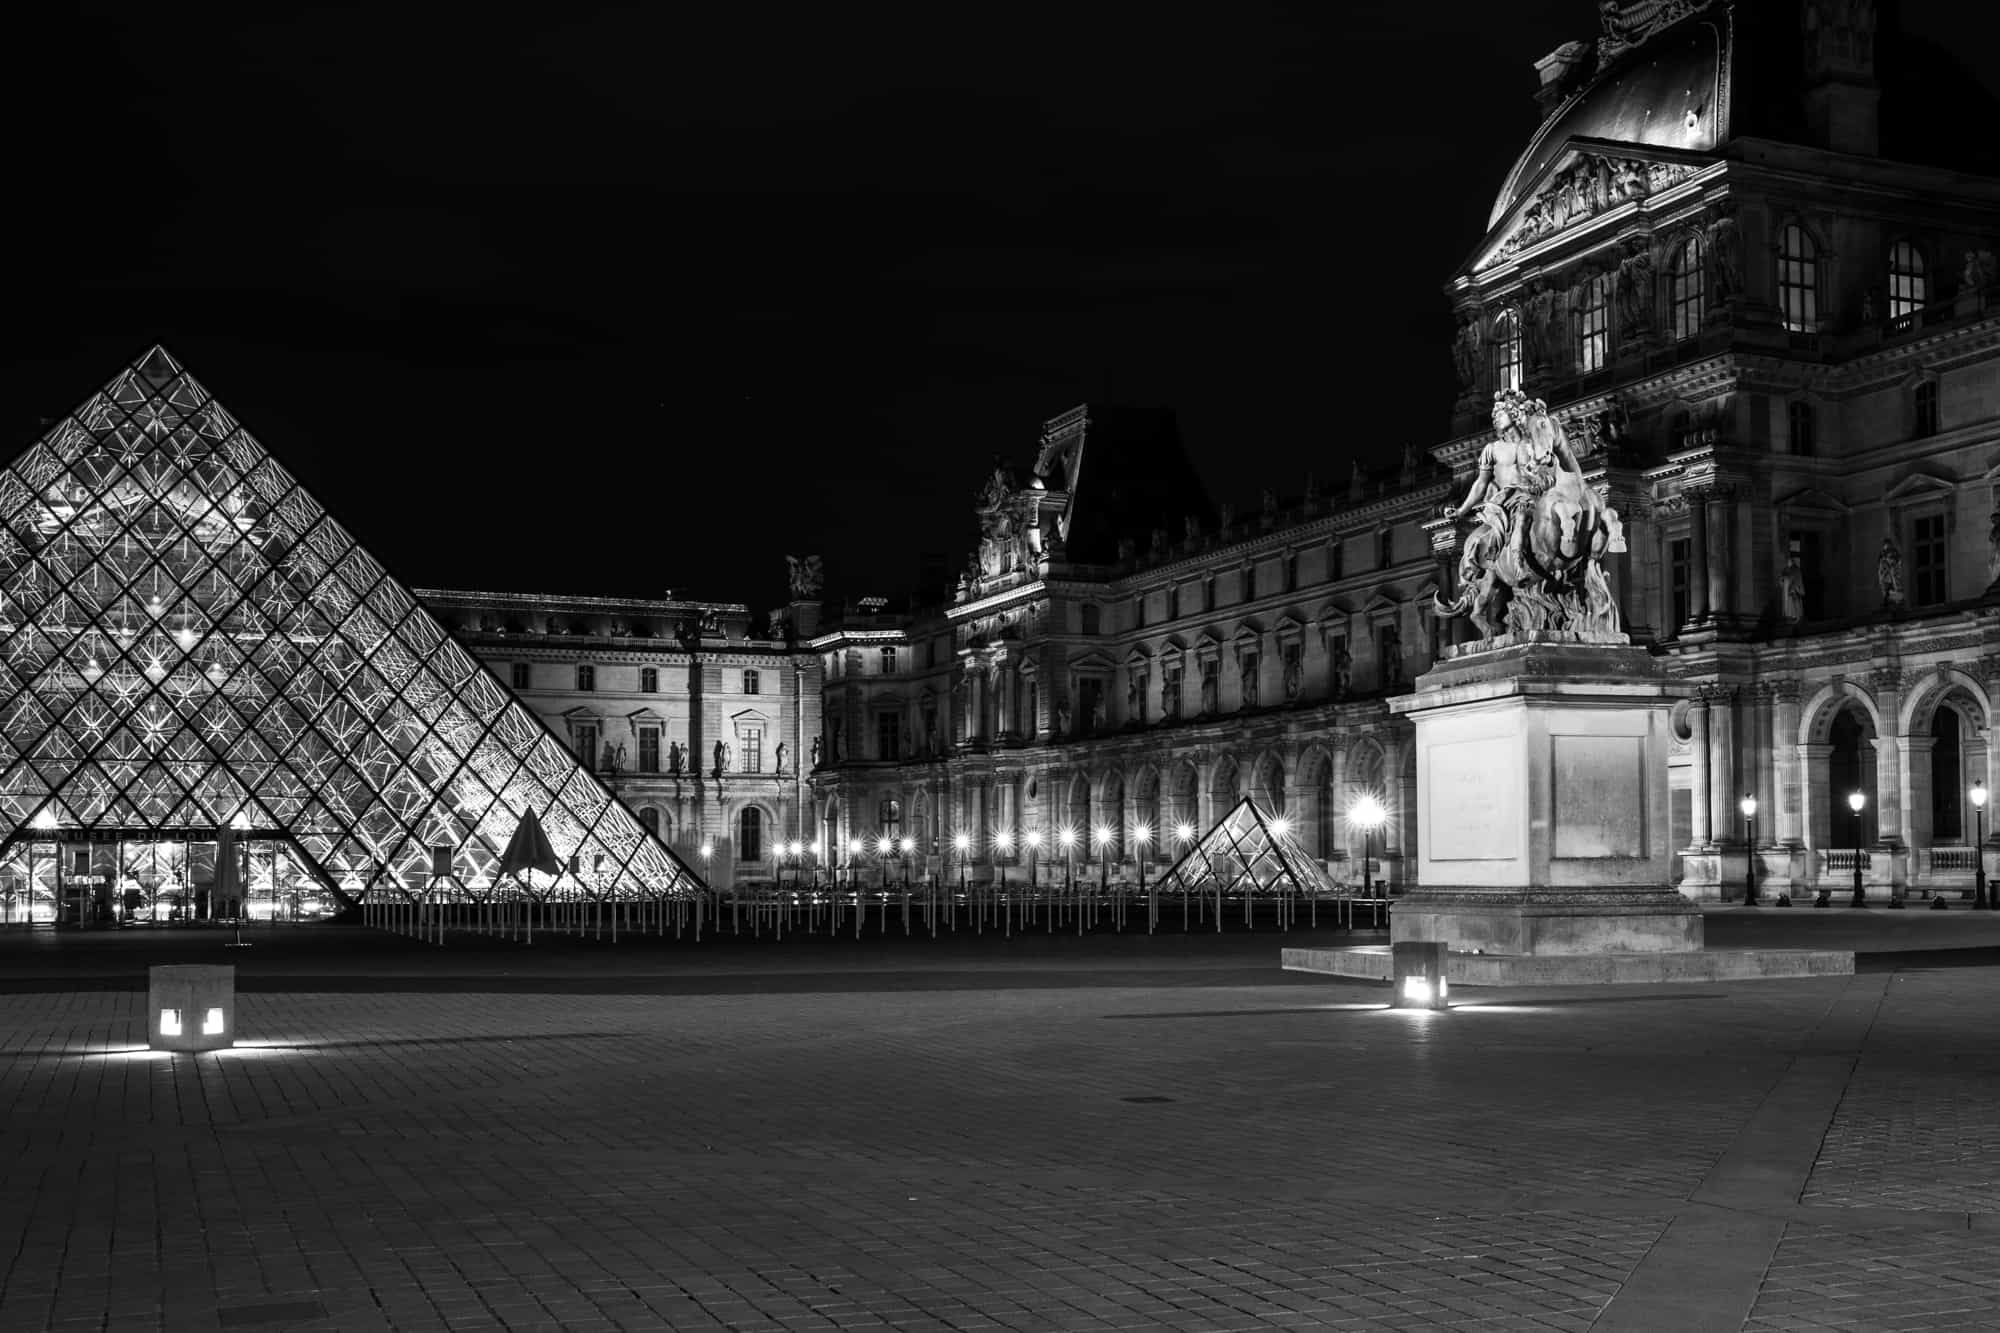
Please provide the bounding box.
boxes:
[1433,388,1626,641]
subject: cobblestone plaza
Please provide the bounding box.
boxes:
[2,918,1997,1332]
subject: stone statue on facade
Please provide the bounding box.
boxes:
[1615,246,1653,333]
[1434,388,1625,639]
[1331,642,1352,699]
[1218,503,1235,531]
[1183,515,1201,543]
[1088,695,1105,733]
[1261,489,1278,520]
[1964,249,1998,296]
[604,742,625,774]
[1780,554,1806,625]
[1240,653,1260,709]
[1380,621,1403,685]
[1161,670,1180,720]
[1282,646,1303,701]
[1988,510,2000,589]
[810,735,822,769]
[1451,317,1480,389]
[828,720,842,762]
[784,555,824,599]
[1878,537,1907,609]
[1349,460,1365,501]
[1199,660,1219,715]
[774,741,786,775]
[1706,211,1743,304]
[1054,700,1071,739]
[712,740,728,778]
[668,740,683,776]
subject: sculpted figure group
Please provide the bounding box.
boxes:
[1435,389,1625,640]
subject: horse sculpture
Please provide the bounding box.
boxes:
[1433,402,1625,641]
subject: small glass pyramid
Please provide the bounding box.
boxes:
[0,346,702,919]
[1152,797,1339,902]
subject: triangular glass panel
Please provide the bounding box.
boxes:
[1152,797,1342,904]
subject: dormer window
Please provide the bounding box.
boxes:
[1888,240,1926,319]
[1778,224,1819,333]
[1671,234,1706,341]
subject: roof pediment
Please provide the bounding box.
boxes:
[1471,140,1709,274]
[1773,486,1849,515]
[1884,473,1958,502]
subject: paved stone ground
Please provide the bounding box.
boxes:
[0,919,1997,1331]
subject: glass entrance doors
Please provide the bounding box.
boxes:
[0,829,338,928]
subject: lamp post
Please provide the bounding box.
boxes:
[1848,790,1867,907]
[993,830,1013,930]
[1349,796,1386,901]
[1058,826,1076,903]
[1174,821,1195,929]
[1973,782,1990,910]
[1133,824,1152,932]
[1093,824,1112,897]
[808,840,822,895]
[1024,829,1041,892]
[953,830,970,919]
[1739,794,1758,906]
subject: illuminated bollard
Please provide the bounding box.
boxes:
[148,964,235,1052]
[1391,940,1449,1011]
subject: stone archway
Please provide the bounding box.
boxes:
[1251,750,1286,816]
[1297,746,1336,863]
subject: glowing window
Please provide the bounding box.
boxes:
[1778,224,1818,332]
[1489,308,1522,391]
[1888,241,1926,320]
[880,647,897,674]
[1671,234,1706,341]
[740,725,762,774]
[1575,271,1611,373]
[639,666,657,692]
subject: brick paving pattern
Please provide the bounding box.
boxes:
[0,925,1995,1331]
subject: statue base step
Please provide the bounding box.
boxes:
[1388,885,1702,954]
[1281,943,1853,987]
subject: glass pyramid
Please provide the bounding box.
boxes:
[1152,797,1339,902]
[0,346,703,915]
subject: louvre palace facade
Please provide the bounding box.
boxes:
[801,0,2000,905]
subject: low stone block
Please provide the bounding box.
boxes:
[147,964,235,1052]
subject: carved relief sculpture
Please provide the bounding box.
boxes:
[1434,388,1626,639]
[1161,666,1181,720]
[1379,622,1403,686]
[1705,210,1743,305]
[1488,153,1699,267]
[1615,244,1654,334]
[784,554,824,600]
[1963,249,1998,295]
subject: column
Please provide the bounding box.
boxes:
[1381,736,1407,858]
[968,664,987,743]
[990,659,1011,737]
[1328,746,1348,868]
[1688,697,1712,847]
[1774,683,1804,845]
[1705,491,1731,620]
[1872,669,1904,847]
[1705,686,1736,846]
[1686,490,1711,624]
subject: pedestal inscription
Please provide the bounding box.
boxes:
[1428,737,1519,860]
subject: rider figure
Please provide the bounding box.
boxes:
[1446,388,1585,588]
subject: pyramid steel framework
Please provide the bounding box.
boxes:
[0,346,704,909]
[1151,797,1340,902]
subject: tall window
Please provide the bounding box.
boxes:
[574,723,599,770]
[1914,380,1940,437]
[1575,272,1611,374]
[1913,513,1948,605]
[1282,553,1296,592]
[1329,541,1344,581]
[877,800,902,839]
[510,662,530,689]
[640,666,658,692]
[1778,224,1818,333]
[1080,605,1100,635]
[1378,527,1395,569]
[637,725,660,773]
[576,664,595,692]
[880,647,897,674]
[1787,401,1816,456]
[1490,308,1522,392]
[1243,563,1257,602]
[1888,240,1926,319]
[740,725,763,773]
[1168,584,1181,619]
[877,712,901,762]
[742,669,760,694]
[1669,538,1693,629]
[1671,234,1706,340]
[1203,578,1215,612]
[737,808,763,863]
[1792,532,1826,621]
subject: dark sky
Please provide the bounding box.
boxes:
[6,2,1995,610]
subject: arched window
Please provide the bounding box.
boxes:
[1778,224,1818,332]
[1787,400,1816,456]
[1489,308,1522,391]
[1671,234,1705,340]
[1574,271,1612,374]
[737,807,763,862]
[1888,240,1926,319]
[637,806,660,836]
[877,799,901,838]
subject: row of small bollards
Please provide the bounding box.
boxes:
[363,880,1394,946]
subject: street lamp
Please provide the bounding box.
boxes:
[898,836,914,892]
[1058,826,1077,898]
[993,829,1013,901]
[953,830,970,900]
[1848,790,1867,907]
[1973,782,1990,910]
[1024,829,1041,888]
[1739,794,1757,906]
[1093,823,1112,895]
[1349,796,1387,900]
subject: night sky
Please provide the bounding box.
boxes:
[7,3,1996,611]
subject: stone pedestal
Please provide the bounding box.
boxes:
[1387,635,1701,956]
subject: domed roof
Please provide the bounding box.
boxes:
[1489,17,1726,230]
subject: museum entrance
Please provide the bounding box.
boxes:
[0,827,340,928]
